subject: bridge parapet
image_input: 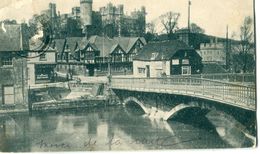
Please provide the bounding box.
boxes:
[170,73,255,84]
[111,76,256,111]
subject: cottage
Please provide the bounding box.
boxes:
[133,40,203,78]
[54,35,146,76]
[27,40,57,85]
[0,24,28,108]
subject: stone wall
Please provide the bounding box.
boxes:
[0,56,28,109]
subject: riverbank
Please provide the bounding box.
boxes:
[28,78,120,112]
[31,95,119,111]
[0,109,29,116]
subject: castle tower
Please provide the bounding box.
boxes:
[49,3,57,18]
[80,0,93,34]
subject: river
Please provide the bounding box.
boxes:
[0,105,254,152]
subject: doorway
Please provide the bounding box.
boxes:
[87,65,95,76]
[146,65,150,78]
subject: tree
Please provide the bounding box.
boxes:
[66,18,82,37]
[146,22,156,34]
[231,52,255,73]
[190,23,205,34]
[0,19,17,24]
[231,16,255,73]
[103,24,116,38]
[159,12,180,36]
[28,14,52,39]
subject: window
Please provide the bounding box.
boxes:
[2,57,13,66]
[70,54,74,60]
[172,59,179,65]
[39,53,46,61]
[122,54,125,62]
[182,66,191,75]
[182,59,189,65]
[3,86,14,105]
[151,52,158,60]
[138,68,145,74]
[57,53,60,60]
[87,47,93,52]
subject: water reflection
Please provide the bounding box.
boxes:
[0,106,253,152]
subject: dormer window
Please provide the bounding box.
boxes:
[87,47,93,52]
[151,52,158,60]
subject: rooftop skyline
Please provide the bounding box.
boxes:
[0,0,254,39]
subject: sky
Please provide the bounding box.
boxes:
[0,0,255,38]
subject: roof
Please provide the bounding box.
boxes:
[53,39,66,53]
[53,35,147,57]
[114,37,147,53]
[88,36,116,57]
[78,37,99,51]
[109,43,125,54]
[29,39,56,51]
[0,24,27,52]
[65,37,82,53]
[134,40,193,61]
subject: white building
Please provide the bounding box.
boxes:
[198,38,227,66]
[27,40,57,85]
[133,40,203,78]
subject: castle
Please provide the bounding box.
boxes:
[38,0,146,38]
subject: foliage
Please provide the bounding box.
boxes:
[231,16,255,73]
[231,53,255,73]
[190,23,205,34]
[0,19,17,24]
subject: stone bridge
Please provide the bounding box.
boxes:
[110,76,256,125]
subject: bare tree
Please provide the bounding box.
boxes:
[231,16,255,73]
[160,12,180,35]
[239,16,254,54]
[146,22,156,34]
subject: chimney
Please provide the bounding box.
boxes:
[20,24,30,51]
[210,38,214,45]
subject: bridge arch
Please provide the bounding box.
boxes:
[123,97,149,114]
[163,102,212,121]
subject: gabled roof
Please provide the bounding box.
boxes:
[113,37,147,53]
[53,36,147,57]
[65,37,82,53]
[53,39,66,53]
[134,40,193,61]
[140,37,147,45]
[110,43,125,54]
[0,24,27,52]
[78,37,89,50]
[88,36,115,57]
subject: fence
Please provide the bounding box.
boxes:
[170,73,255,83]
